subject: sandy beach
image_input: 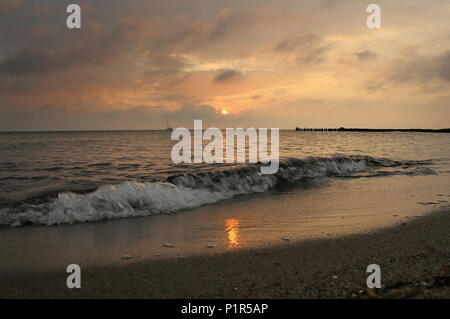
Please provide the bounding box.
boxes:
[1,207,448,299]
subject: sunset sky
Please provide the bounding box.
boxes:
[0,0,449,130]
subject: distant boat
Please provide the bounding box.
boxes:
[165,118,173,131]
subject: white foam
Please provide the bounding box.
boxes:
[1,181,243,226]
[0,156,388,227]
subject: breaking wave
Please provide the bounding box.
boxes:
[0,155,435,227]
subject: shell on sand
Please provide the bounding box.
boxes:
[205,244,215,249]
[122,255,133,260]
[281,237,290,241]
[163,243,174,248]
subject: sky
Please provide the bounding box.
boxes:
[0,0,449,130]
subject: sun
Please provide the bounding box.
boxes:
[221,109,228,115]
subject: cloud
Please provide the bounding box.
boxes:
[275,33,320,52]
[144,54,189,76]
[141,53,191,89]
[162,8,261,53]
[0,19,152,76]
[364,50,450,94]
[0,0,19,12]
[364,80,385,93]
[213,69,243,82]
[391,50,450,84]
[431,50,450,82]
[274,33,331,64]
[354,50,377,62]
[209,8,259,42]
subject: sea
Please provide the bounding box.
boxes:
[0,130,449,271]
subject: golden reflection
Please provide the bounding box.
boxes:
[225,218,240,249]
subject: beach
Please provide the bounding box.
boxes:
[1,207,449,299]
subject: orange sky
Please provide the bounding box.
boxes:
[0,0,449,130]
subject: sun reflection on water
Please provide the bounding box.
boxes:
[225,218,240,249]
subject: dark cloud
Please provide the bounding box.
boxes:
[364,50,450,93]
[354,50,377,62]
[0,47,69,75]
[141,53,191,89]
[275,33,320,52]
[144,53,189,77]
[0,19,148,76]
[213,69,243,82]
[208,8,258,42]
[365,80,385,93]
[274,33,331,64]
[164,8,261,53]
[391,50,450,84]
[432,50,450,82]
[0,0,19,12]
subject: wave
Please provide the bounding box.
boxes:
[0,155,435,227]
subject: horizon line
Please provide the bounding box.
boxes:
[0,127,449,133]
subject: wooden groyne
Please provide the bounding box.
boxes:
[295,127,450,133]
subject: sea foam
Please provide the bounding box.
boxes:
[0,155,433,227]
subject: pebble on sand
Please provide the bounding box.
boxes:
[122,255,133,260]
[163,243,174,248]
[281,237,290,241]
[205,244,215,249]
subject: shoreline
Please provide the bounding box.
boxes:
[1,207,449,299]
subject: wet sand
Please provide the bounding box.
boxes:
[1,207,449,299]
